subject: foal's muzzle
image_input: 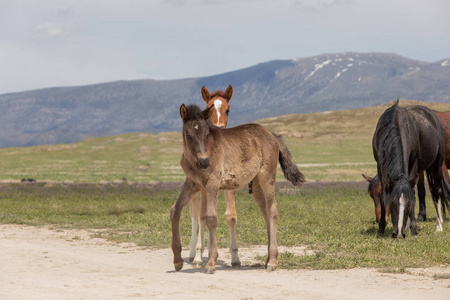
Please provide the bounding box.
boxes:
[196,158,210,169]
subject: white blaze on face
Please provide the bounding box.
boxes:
[213,99,223,126]
[398,193,406,238]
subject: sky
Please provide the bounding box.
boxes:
[0,0,449,95]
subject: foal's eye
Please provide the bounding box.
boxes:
[186,134,193,140]
[225,109,230,115]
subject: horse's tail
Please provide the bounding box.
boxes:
[426,167,450,216]
[275,134,305,187]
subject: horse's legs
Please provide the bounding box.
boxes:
[188,193,200,261]
[437,164,450,229]
[192,189,207,268]
[427,163,448,232]
[378,204,387,235]
[417,172,427,222]
[251,177,278,271]
[408,197,418,236]
[171,180,200,271]
[225,190,241,267]
[441,164,450,212]
[204,188,219,274]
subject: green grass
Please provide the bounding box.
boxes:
[1,182,449,270]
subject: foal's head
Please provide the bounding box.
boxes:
[180,104,215,169]
[201,85,233,128]
[362,174,389,223]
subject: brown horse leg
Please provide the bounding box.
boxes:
[204,188,219,274]
[225,190,241,267]
[171,180,200,271]
[417,172,427,222]
[251,178,278,271]
[188,193,200,261]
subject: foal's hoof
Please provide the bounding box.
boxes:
[174,262,184,271]
[192,261,203,268]
[231,262,241,269]
[266,264,277,272]
[204,266,216,274]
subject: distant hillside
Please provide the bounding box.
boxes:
[1,100,450,183]
[1,52,449,147]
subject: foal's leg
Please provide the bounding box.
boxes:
[188,193,200,261]
[225,190,241,267]
[171,180,200,271]
[204,188,220,274]
[251,178,278,271]
[192,189,207,268]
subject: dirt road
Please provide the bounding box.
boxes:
[1,224,449,299]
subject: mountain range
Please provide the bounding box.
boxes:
[0,52,449,147]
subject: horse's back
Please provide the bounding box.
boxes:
[405,106,443,141]
[404,105,444,170]
[373,104,443,170]
[434,111,450,167]
[220,123,278,148]
[214,123,280,188]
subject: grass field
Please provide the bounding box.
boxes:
[1,100,450,183]
[1,182,449,270]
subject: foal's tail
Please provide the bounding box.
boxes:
[275,134,305,187]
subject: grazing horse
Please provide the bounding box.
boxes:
[372,101,450,238]
[171,104,305,274]
[188,85,241,268]
[363,110,450,224]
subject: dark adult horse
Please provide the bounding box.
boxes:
[372,101,450,238]
[171,104,305,273]
[363,110,450,224]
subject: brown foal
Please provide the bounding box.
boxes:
[171,104,305,274]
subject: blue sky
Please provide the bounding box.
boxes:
[0,0,449,94]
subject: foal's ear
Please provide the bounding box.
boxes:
[224,84,233,102]
[203,104,215,120]
[180,104,188,120]
[362,174,373,182]
[201,86,210,103]
[387,173,397,186]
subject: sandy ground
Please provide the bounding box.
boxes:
[1,224,449,300]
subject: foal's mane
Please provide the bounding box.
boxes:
[183,104,216,129]
[183,104,205,122]
[210,90,227,98]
